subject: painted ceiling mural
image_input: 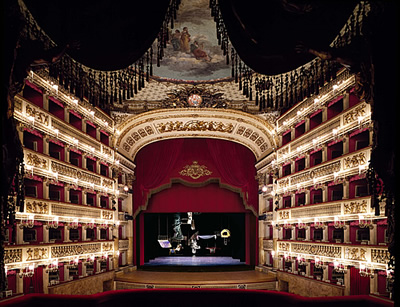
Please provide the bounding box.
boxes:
[152,0,231,81]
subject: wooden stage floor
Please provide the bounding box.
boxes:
[115,269,277,290]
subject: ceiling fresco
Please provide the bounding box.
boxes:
[152,0,231,81]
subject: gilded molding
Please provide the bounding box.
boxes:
[26,152,48,169]
[26,247,49,261]
[343,200,367,214]
[291,243,341,258]
[26,201,49,214]
[344,247,366,261]
[4,249,22,264]
[51,243,101,258]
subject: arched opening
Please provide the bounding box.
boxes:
[133,138,258,268]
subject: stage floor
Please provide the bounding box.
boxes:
[115,269,277,290]
[144,256,245,267]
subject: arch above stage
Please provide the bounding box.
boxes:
[114,108,277,162]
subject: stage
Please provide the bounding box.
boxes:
[143,256,245,267]
[115,268,277,290]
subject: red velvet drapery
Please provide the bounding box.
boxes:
[350,266,370,295]
[133,138,258,217]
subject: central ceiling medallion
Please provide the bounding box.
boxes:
[163,86,226,109]
[187,94,202,107]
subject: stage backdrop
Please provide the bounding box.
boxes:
[133,138,259,217]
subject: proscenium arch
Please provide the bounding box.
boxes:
[114,108,277,162]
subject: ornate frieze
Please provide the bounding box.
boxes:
[263,239,273,250]
[26,247,49,261]
[26,152,48,169]
[51,243,101,258]
[343,200,368,214]
[343,104,367,124]
[278,242,290,252]
[344,247,366,261]
[371,249,390,264]
[343,152,367,170]
[291,243,341,258]
[4,249,22,264]
[157,120,234,134]
[179,161,212,180]
[102,211,113,220]
[278,211,290,220]
[25,104,50,126]
[26,200,49,214]
[51,161,102,186]
[102,242,113,252]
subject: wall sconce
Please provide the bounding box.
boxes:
[46,260,59,273]
[314,257,323,269]
[20,215,35,229]
[67,219,79,230]
[84,219,95,230]
[314,219,325,230]
[334,217,346,229]
[19,265,35,278]
[46,217,59,229]
[298,219,308,230]
[358,215,373,229]
[359,263,373,277]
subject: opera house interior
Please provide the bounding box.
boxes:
[1,0,397,306]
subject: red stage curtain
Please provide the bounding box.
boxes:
[350,266,370,295]
[33,266,44,293]
[6,271,17,294]
[58,263,64,282]
[206,139,257,210]
[133,138,258,216]
[134,138,184,215]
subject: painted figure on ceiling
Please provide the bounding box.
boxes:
[180,27,191,53]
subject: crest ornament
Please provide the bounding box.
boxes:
[179,161,212,179]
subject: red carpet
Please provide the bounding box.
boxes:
[0,289,393,307]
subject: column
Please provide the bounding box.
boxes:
[16,272,23,294]
[322,184,328,203]
[305,262,311,277]
[304,152,310,169]
[43,269,49,294]
[370,224,377,245]
[343,91,350,110]
[305,188,310,205]
[16,224,23,245]
[43,136,50,156]
[322,106,328,122]
[323,265,329,282]
[343,179,349,199]
[43,93,49,111]
[343,136,350,155]
[114,239,119,271]
[344,223,351,244]
[65,227,70,242]
[65,146,70,165]
[321,144,327,163]
[43,179,49,200]
[65,186,70,203]
[304,118,310,133]
[64,107,70,123]
[96,127,101,141]
[305,226,311,241]
[43,226,49,243]
[322,226,329,242]
[82,191,87,206]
